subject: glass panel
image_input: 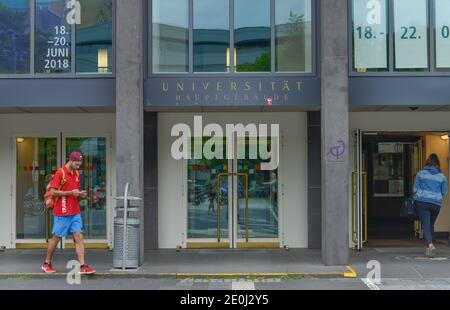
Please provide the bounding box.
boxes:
[0,0,30,74]
[435,0,450,70]
[187,138,229,239]
[373,143,404,197]
[76,0,113,73]
[16,138,57,239]
[275,0,312,72]
[152,0,189,73]
[235,0,270,72]
[66,137,107,239]
[35,0,71,74]
[237,137,278,239]
[352,0,388,72]
[193,0,229,72]
[393,0,429,71]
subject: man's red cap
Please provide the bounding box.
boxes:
[69,151,83,162]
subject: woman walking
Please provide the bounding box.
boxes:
[413,154,448,258]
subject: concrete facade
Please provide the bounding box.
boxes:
[116,0,145,262]
[320,0,350,265]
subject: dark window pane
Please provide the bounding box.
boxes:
[235,0,270,72]
[0,0,30,74]
[76,0,113,73]
[35,0,71,74]
[275,0,312,72]
[152,0,189,73]
[193,0,229,72]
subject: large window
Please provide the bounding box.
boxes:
[435,0,450,70]
[150,0,314,74]
[352,0,388,72]
[0,0,113,75]
[0,0,31,74]
[275,0,312,72]
[352,0,450,73]
[76,0,113,73]
[235,0,271,72]
[193,0,229,73]
[152,0,189,73]
[35,0,71,74]
[393,0,428,71]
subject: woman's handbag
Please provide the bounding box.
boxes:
[401,196,418,220]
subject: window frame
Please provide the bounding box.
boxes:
[148,0,317,77]
[0,0,116,78]
[349,0,450,76]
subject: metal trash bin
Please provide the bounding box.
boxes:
[113,216,140,268]
[113,183,142,270]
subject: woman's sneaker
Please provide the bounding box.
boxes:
[41,262,56,273]
[426,245,437,258]
[79,264,96,275]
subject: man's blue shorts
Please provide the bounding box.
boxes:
[52,214,83,238]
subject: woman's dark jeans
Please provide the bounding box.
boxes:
[415,201,441,246]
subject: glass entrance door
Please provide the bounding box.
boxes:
[64,137,108,247]
[186,136,280,249]
[16,137,58,248]
[15,135,109,249]
[235,137,279,248]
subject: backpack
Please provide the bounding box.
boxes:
[44,168,67,209]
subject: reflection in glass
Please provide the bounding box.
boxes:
[152,0,189,73]
[0,0,30,74]
[193,0,229,72]
[235,0,270,72]
[16,138,57,239]
[275,0,312,72]
[76,0,112,73]
[66,137,107,239]
[35,0,71,74]
[187,138,229,239]
[237,137,278,239]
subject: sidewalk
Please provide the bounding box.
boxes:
[1,245,450,280]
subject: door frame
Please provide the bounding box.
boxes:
[352,130,450,250]
[12,134,61,248]
[62,133,112,249]
[182,134,284,249]
[12,133,112,249]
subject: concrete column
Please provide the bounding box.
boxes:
[320,0,350,265]
[116,0,145,264]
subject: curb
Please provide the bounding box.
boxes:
[0,266,357,280]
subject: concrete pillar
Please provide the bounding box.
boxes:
[116,0,145,264]
[320,0,350,265]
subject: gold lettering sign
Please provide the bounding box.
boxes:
[161,80,303,105]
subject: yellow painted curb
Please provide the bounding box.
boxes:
[343,265,357,278]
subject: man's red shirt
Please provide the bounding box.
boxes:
[49,165,81,216]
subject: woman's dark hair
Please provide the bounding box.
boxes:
[425,153,441,171]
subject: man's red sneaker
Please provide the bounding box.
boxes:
[41,262,56,273]
[79,264,96,275]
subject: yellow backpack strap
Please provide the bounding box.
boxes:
[59,168,66,188]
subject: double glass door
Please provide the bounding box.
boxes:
[186,137,280,248]
[15,135,108,248]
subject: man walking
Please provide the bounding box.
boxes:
[41,151,96,274]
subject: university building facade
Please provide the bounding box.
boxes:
[1,0,450,266]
